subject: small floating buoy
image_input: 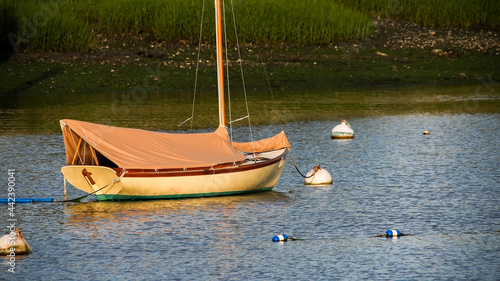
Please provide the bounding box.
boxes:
[385,229,401,237]
[423,131,430,135]
[331,119,354,139]
[0,227,32,255]
[304,164,333,185]
[272,234,288,242]
[375,229,409,238]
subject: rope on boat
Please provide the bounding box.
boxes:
[177,117,192,127]
[288,149,315,179]
[228,115,249,124]
[61,171,126,203]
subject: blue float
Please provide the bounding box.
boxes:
[0,198,53,203]
[272,234,288,242]
[385,229,401,237]
[33,198,54,202]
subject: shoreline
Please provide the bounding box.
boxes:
[1,20,499,96]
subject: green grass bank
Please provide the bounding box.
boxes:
[0,1,498,95]
[1,0,372,52]
[1,0,499,52]
[341,0,500,30]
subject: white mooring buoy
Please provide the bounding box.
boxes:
[304,164,333,185]
[331,119,354,139]
[0,227,32,255]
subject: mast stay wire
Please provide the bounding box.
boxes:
[189,0,310,178]
[188,0,206,131]
[245,7,313,178]
[222,0,233,141]
[228,0,256,150]
[255,42,284,126]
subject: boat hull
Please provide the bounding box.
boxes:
[62,149,288,201]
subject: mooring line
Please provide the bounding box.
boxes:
[288,149,314,178]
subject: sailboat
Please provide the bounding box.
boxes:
[60,0,291,201]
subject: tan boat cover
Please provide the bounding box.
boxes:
[60,119,290,170]
[231,131,291,153]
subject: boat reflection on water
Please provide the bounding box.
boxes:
[64,191,291,239]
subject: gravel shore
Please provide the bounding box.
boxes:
[338,19,499,54]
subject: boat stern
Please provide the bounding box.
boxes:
[61,165,124,195]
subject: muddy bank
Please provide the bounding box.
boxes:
[1,20,499,95]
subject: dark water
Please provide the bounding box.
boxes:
[0,85,499,280]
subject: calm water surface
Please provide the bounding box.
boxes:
[0,84,499,280]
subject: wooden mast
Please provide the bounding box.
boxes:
[215,0,225,126]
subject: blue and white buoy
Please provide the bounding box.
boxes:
[385,229,401,237]
[272,234,288,242]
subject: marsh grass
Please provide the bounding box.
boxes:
[73,0,373,45]
[2,0,372,52]
[1,1,97,52]
[341,0,500,30]
[1,0,498,52]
